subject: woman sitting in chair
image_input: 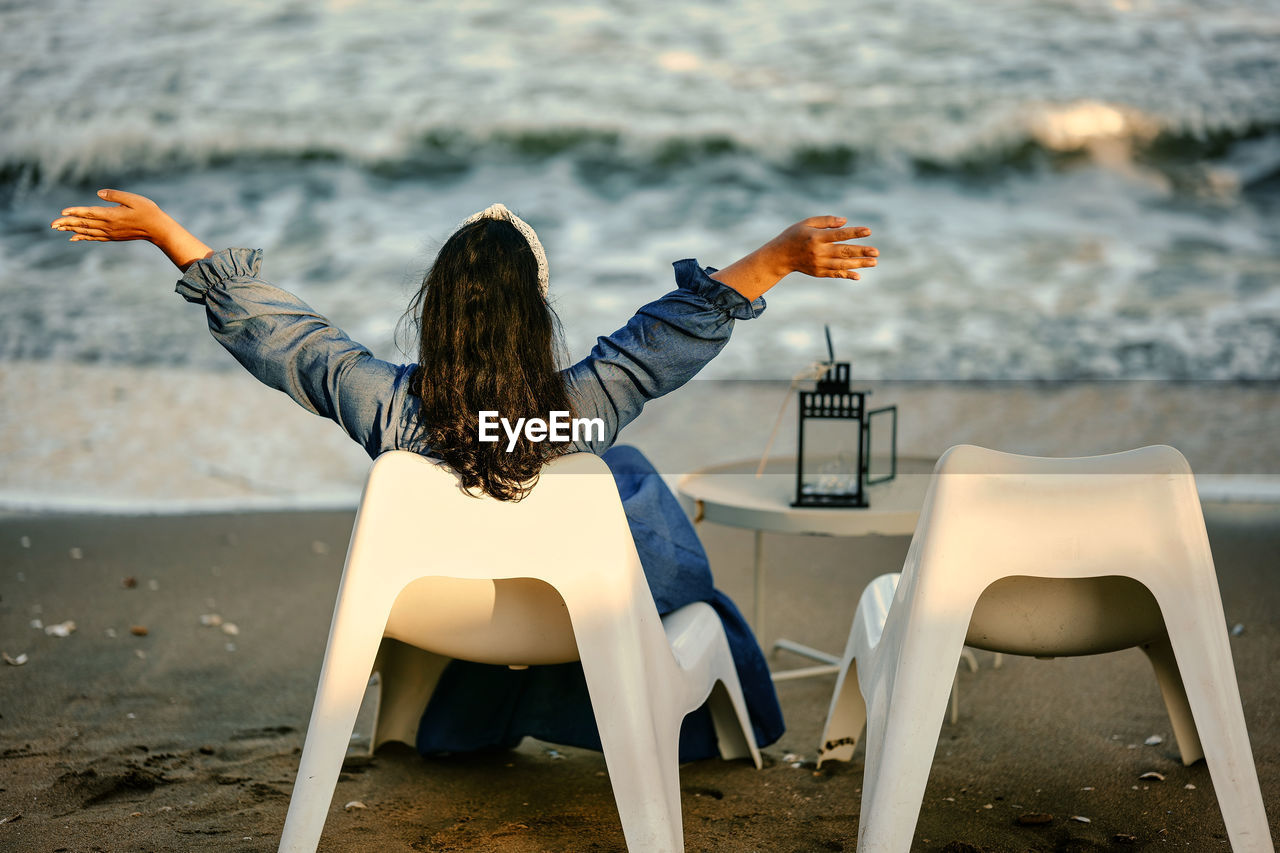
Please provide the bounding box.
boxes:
[51,190,878,759]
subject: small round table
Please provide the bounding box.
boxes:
[677,455,936,680]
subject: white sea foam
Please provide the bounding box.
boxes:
[4,1,1278,182]
[8,157,1280,382]
[5,0,1279,381]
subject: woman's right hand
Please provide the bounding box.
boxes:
[51,189,167,243]
[51,189,213,271]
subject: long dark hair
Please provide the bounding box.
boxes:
[405,216,573,501]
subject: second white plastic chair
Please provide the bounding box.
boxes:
[817,444,1273,852]
[279,450,761,853]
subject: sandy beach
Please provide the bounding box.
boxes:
[1,497,1276,852]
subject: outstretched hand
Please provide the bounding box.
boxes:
[51,189,213,271]
[51,189,165,242]
[770,216,877,281]
[711,215,878,302]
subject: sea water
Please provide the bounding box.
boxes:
[2,0,1278,509]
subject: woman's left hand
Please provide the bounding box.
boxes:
[768,216,877,281]
[711,215,878,302]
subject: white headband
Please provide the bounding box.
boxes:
[458,203,549,297]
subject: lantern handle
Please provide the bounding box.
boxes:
[756,360,831,478]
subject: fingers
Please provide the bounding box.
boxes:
[59,192,135,217]
[58,225,109,238]
[811,248,877,282]
[829,242,878,258]
[789,217,880,280]
[52,215,106,228]
[55,189,149,222]
[801,215,847,229]
[818,225,872,242]
[817,241,878,268]
[54,209,112,222]
[817,258,877,274]
[51,190,157,244]
[823,256,878,267]
[796,217,872,240]
[51,211,115,241]
[96,188,141,206]
[51,217,112,240]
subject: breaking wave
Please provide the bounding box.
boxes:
[5,108,1280,192]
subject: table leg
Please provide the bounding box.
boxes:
[770,639,841,681]
[752,529,764,639]
[772,639,839,666]
[771,662,842,682]
[756,531,846,681]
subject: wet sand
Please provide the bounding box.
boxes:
[4,362,1278,513]
[1,500,1276,852]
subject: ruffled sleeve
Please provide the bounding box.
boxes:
[173,248,402,458]
[174,248,264,303]
[561,257,766,453]
[671,258,766,320]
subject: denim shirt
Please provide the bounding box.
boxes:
[175,248,765,458]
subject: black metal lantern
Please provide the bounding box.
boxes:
[793,336,897,508]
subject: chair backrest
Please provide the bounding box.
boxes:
[344,450,657,666]
[901,444,1212,656]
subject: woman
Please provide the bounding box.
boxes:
[51,190,878,759]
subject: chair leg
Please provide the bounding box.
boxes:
[279,598,391,853]
[576,625,686,853]
[591,690,686,853]
[1157,605,1275,852]
[820,574,899,769]
[705,680,758,766]
[818,659,866,767]
[857,626,968,853]
[673,609,759,767]
[1140,637,1202,765]
[370,638,449,751]
[951,648,980,725]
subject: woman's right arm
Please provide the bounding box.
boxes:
[52,189,214,272]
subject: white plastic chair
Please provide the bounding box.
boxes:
[278,450,761,853]
[817,444,1274,852]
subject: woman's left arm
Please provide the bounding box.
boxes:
[564,216,877,452]
[710,215,877,301]
[52,191,401,457]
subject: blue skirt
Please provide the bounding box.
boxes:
[415,445,785,760]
